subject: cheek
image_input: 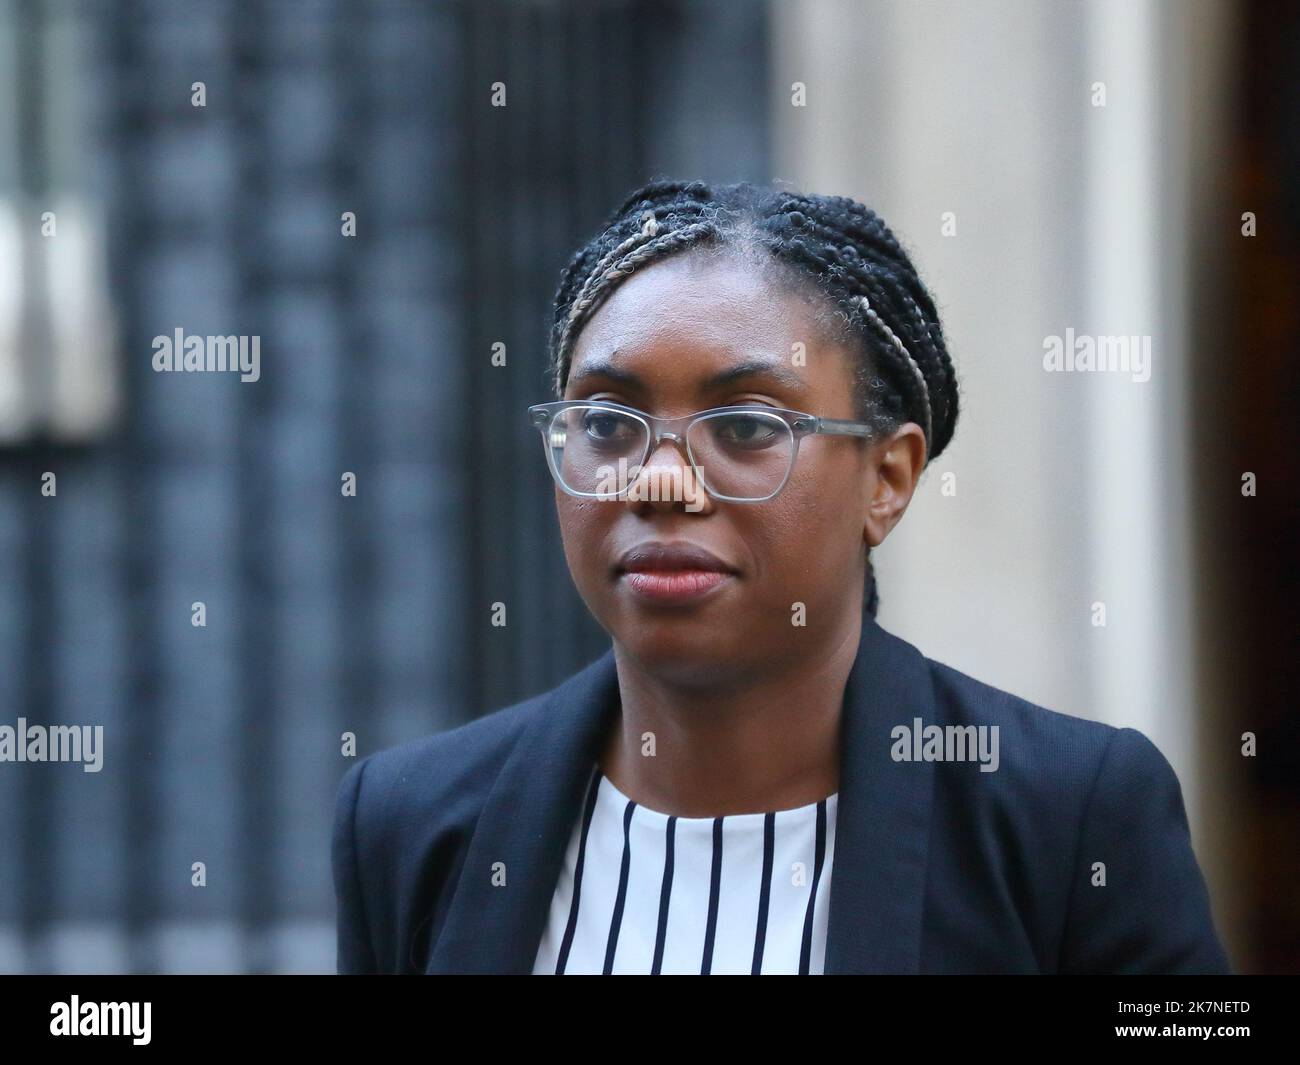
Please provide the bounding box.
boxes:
[749,462,867,590]
[556,496,614,587]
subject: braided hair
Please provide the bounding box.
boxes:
[547,179,960,618]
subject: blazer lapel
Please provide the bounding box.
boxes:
[824,616,936,973]
[427,615,936,974]
[426,648,621,973]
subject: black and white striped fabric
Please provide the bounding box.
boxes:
[532,766,838,974]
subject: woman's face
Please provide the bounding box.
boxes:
[556,249,919,687]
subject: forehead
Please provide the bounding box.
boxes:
[567,250,842,383]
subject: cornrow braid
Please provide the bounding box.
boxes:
[553,215,719,393]
[546,179,961,616]
[854,293,932,445]
[757,200,956,456]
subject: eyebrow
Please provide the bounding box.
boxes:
[569,356,806,392]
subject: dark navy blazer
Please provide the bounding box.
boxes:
[331,616,1233,974]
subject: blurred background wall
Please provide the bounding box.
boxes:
[0,0,1293,974]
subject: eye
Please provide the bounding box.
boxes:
[581,409,638,444]
[712,412,783,448]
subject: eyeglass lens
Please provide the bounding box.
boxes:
[545,405,795,501]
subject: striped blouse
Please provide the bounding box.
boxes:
[532,766,838,974]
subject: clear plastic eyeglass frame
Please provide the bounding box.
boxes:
[526,398,876,503]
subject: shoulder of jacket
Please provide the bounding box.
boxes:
[359,689,548,803]
[920,652,1129,805]
[919,650,1184,837]
[331,689,557,972]
[926,652,1117,741]
[915,651,1199,972]
[337,688,555,861]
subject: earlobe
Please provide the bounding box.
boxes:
[863,487,899,548]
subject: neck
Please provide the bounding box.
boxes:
[599,612,863,818]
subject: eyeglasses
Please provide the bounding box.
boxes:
[527,398,875,503]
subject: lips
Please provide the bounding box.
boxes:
[614,541,737,605]
[615,541,736,576]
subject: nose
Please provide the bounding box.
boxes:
[626,434,711,513]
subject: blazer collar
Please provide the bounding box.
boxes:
[426,615,936,973]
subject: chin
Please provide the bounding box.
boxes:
[614,624,744,687]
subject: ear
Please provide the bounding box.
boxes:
[863,423,926,547]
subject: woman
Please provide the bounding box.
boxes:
[332,180,1231,975]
